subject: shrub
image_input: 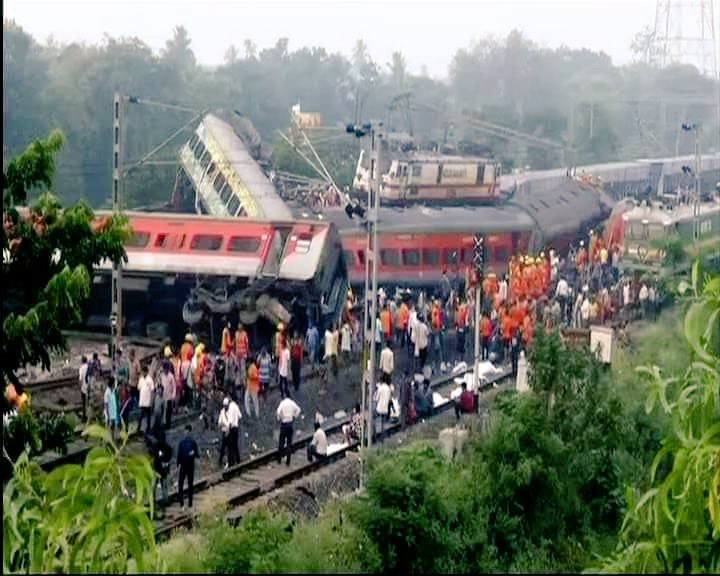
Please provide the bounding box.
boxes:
[203,509,293,573]
[277,503,382,573]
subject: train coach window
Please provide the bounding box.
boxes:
[127,231,150,247]
[190,234,223,251]
[219,183,232,204]
[199,149,211,171]
[188,134,199,152]
[422,248,440,266]
[412,165,422,177]
[207,162,218,181]
[494,246,510,264]
[295,234,313,254]
[227,195,241,216]
[343,250,355,266]
[357,250,366,266]
[213,172,226,194]
[402,249,420,266]
[443,248,458,265]
[380,249,400,266]
[460,248,474,265]
[194,141,206,160]
[228,236,261,253]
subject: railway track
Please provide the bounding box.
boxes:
[24,341,160,394]
[154,365,512,540]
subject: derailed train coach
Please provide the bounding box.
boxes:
[89,211,347,342]
[330,176,616,288]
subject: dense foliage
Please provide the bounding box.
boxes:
[4,20,718,208]
[4,410,77,462]
[3,425,157,574]
[2,131,129,389]
[161,323,672,574]
[596,262,720,573]
[2,132,129,482]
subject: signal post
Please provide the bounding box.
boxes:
[472,233,485,394]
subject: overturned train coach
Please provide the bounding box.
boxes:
[326,176,617,288]
[89,211,347,341]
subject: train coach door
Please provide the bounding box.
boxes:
[261,226,293,278]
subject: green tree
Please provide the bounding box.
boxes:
[3,425,158,573]
[2,131,129,388]
[596,261,720,573]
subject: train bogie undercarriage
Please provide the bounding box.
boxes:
[85,272,322,350]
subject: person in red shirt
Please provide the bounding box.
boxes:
[454,381,476,420]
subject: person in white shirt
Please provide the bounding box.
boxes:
[555,277,569,319]
[217,398,232,469]
[499,277,508,303]
[573,293,584,329]
[79,356,89,422]
[340,321,352,364]
[408,305,418,355]
[277,341,291,398]
[414,317,430,369]
[374,381,393,436]
[160,363,176,429]
[379,343,394,384]
[227,397,242,466]
[580,297,591,328]
[307,422,328,462]
[276,397,301,466]
[138,366,154,434]
[639,283,649,319]
[324,324,338,387]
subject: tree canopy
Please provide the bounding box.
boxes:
[4,20,718,208]
[2,130,129,388]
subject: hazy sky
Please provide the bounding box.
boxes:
[5,0,663,77]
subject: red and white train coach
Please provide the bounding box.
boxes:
[92,211,347,337]
[324,205,535,287]
[323,175,615,288]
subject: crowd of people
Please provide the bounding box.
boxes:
[76,229,662,511]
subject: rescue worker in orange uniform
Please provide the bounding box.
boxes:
[501,309,515,355]
[397,299,410,348]
[221,321,233,357]
[181,334,194,363]
[576,241,588,271]
[234,324,250,387]
[380,303,393,346]
[522,313,534,348]
[480,312,493,361]
[454,298,469,359]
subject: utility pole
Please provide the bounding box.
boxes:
[347,121,382,488]
[109,94,202,358]
[682,122,702,241]
[364,125,381,451]
[693,126,702,241]
[111,92,124,360]
[472,234,485,393]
